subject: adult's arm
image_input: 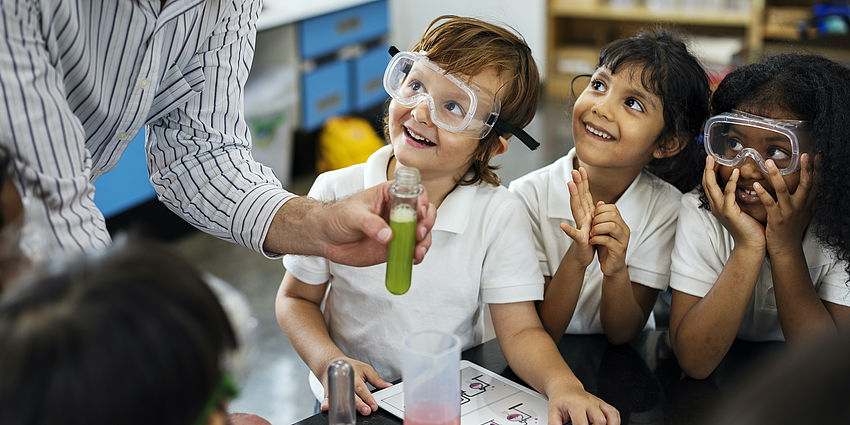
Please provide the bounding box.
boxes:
[147,0,435,263]
[0,0,110,254]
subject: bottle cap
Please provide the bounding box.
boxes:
[328,359,356,425]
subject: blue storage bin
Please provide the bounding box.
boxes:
[298,0,388,60]
[352,44,390,111]
[301,59,352,131]
[93,130,156,217]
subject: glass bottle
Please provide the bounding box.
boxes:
[385,166,421,295]
[328,359,356,425]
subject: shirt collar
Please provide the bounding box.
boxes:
[364,145,475,235]
[546,147,644,226]
[149,0,205,28]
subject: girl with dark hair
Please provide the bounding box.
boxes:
[669,54,850,379]
[0,238,269,425]
[510,29,710,344]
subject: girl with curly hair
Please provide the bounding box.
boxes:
[669,53,850,379]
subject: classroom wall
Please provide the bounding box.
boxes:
[388,0,547,80]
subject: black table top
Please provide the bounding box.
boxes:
[293,331,784,425]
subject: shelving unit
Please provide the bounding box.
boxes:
[546,0,765,97]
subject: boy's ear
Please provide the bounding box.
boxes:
[653,135,686,159]
[495,136,510,155]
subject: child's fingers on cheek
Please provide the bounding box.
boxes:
[722,168,739,208]
[702,157,723,202]
[764,160,790,201]
[798,153,818,200]
[753,182,777,210]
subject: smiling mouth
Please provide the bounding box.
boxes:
[736,186,763,204]
[404,126,436,147]
[585,123,614,140]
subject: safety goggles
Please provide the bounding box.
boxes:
[383,46,540,150]
[703,110,812,175]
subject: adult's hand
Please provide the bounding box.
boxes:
[263,183,436,267]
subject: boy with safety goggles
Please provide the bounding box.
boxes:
[669,54,850,380]
[277,15,620,425]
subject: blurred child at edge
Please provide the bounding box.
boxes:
[0,238,271,425]
[276,15,620,425]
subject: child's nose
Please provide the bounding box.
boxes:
[738,156,764,179]
[411,102,434,126]
[590,97,612,120]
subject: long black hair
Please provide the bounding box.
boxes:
[706,53,850,279]
[0,238,238,425]
[595,28,711,192]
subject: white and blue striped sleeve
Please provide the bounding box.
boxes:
[0,0,110,253]
[146,0,296,257]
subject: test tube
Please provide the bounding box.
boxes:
[328,359,356,425]
[385,166,421,295]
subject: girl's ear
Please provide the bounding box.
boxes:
[653,135,687,159]
[494,136,510,156]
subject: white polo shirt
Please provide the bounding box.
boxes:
[508,148,682,334]
[670,190,850,341]
[283,145,543,386]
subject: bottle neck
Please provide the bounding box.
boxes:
[391,167,421,197]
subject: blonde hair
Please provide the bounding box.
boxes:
[385,15,540,186]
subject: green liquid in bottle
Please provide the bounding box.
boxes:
[386,205,417,295]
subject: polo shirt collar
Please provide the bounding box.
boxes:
[364,145,474,235]
[546,147,644,227]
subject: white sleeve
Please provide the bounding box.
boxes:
[670,192,726,298]
[627,189,681,290]
[508,178,551,277]
[817,258,850,307]
[480,196,545,304]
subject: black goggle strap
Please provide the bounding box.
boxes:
[390,46,541,151]
[492,117,540,151]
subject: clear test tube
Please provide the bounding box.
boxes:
[328,359,356,425]
[385,166,421,295]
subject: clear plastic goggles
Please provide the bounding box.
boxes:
[383,47,539,150]
[703,110,812,175]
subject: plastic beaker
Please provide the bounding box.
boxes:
[402,330,461,425]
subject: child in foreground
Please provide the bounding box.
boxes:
[668,53,850,379]
[0,238,270,425]
[276,15,620,425]
[509,30,710,344]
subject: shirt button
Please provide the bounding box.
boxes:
[117,132,129,140]
[139,79,150,89]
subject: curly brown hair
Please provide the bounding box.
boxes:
[384,15,540,186]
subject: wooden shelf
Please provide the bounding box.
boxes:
[549,3,753,27]
[545,0,770,97]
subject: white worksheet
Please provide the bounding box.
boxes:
[374,360,548,425]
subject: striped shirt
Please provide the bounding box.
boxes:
[0,0,295,256]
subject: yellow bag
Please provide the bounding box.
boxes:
[317,116,386,172]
